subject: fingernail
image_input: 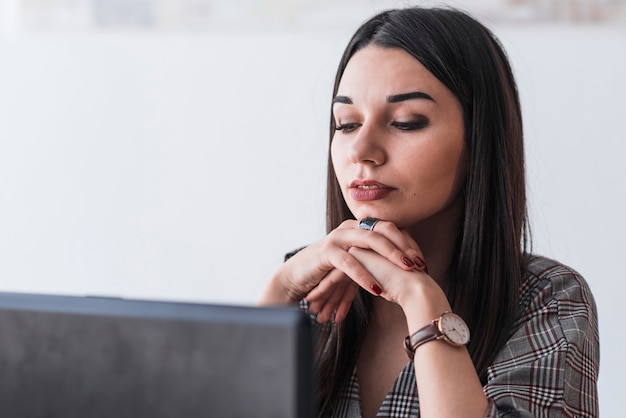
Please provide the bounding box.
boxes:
[370,283,383,295]
[402,256,415,267]
[413,256,428,274]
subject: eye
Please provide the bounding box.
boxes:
[334,122,361,133]
[391,119,428,131]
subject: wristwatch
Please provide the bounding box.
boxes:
[403,312,470,359]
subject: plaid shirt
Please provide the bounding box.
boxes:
[327,256,600,417]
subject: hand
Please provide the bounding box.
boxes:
[346,247,449,316]
[302,220,429,322]
[258,219,423,322]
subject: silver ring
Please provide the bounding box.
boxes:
[358,217,380,231]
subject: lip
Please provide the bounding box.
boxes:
[349,180,395,201]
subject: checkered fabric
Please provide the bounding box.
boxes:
[325,256,599,417]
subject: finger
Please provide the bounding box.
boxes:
[324,249,384,296]
[316,300,337,323]
[307,299,323,315]
[333,283,359,323]
[306,270,360,322]
[365,220,423,262]
[399,229,428,273]
[322,279,350,315]
[305,269,347,303]
[346,218,428,273]
[312,281,359,323]
[346,225,419,272]
[307,277,348,316]
[313,279,350,323]
[306,288,333,315]
[308,244,383,297]
[315,281,350,323]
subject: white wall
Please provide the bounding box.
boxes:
[0,2,624,415]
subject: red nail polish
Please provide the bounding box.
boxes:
[370,283,383,295]
[413,256,428,274]
[402,256,415,267]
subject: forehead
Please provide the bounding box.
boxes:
[336,45,448,100]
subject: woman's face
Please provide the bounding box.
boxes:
[331,45,467,229]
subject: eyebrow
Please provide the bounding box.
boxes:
[388,91,435,103]
[332,91,435,105]
[332,95,352,105]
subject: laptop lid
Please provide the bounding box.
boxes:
[0,291,316,418]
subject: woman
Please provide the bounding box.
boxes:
[259,6,599,418]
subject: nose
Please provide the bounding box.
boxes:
[347,122,386,166]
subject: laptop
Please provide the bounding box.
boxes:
[0,291,316,418]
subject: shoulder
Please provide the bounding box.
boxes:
[517,255,598,331]
[484,259,600,415]
[494,255,600,373]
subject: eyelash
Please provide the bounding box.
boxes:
[334,122,360,133]
[391,121,428,130]
[334,120,428,133]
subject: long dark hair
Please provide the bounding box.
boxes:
[319,7,530,416]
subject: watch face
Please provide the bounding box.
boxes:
[439,313,470,345]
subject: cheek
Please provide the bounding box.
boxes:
[431,123,465,179]
[430,144,467,204]
[404,134,466,200]
[330,139,344,178]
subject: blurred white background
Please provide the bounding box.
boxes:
[1,0,624,415]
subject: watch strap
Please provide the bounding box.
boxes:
[403,321,440,359]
